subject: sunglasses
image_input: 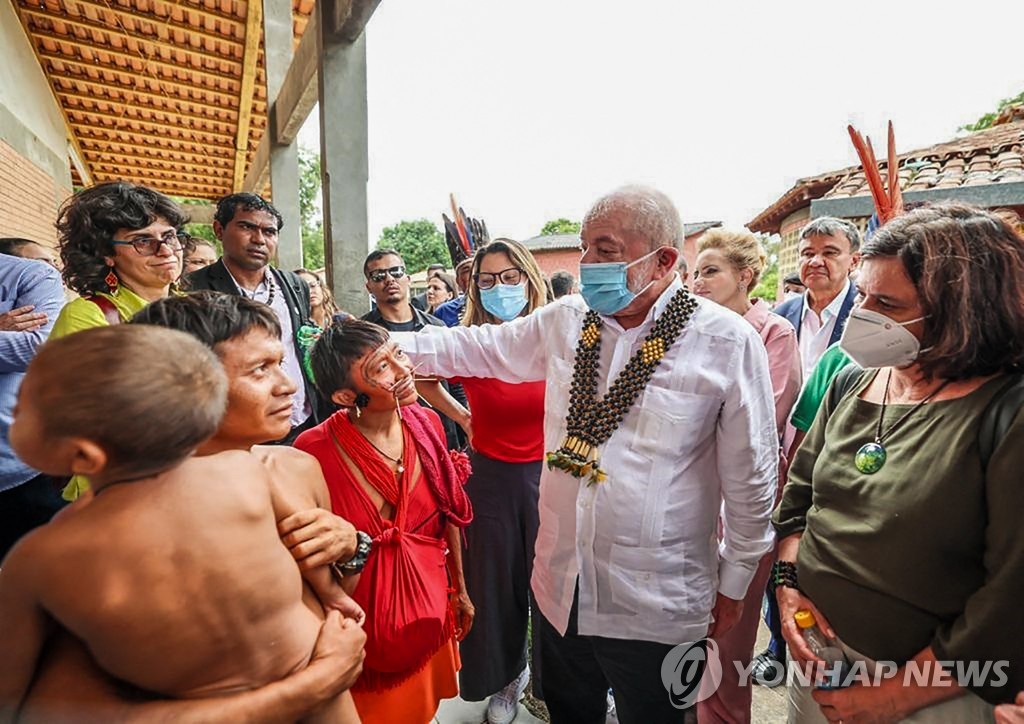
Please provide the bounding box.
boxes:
[368,266,406,283]
[111,231,190,256]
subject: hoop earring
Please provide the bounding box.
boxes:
[104,267,119,293]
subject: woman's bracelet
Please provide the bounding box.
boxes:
[771,560,799,590]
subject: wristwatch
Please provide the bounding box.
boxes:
[333,531,372,576]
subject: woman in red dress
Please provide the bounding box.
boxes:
[295,319,474,724]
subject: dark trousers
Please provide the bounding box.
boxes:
[536,588,698,724]
[0,473,68,560]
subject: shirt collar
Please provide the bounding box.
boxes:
[801,277,851,322]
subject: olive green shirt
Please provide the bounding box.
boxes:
[774,371,1024,704]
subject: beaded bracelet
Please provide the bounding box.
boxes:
[771,560,799,590]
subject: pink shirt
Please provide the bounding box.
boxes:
[744,298,802,436]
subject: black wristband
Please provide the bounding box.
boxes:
[771,560,799,590]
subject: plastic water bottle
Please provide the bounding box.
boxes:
[794,609,849,689]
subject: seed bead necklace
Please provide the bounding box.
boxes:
[854,369,951,474]
[546,288,699,485]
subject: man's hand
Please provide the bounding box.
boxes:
[996,692,1024,724]
[812,681,905,724]
[0,306,47,332]
[707,593,743,638]
[452,589,475,642]
[278,509,357,570]
[302,611,367,701]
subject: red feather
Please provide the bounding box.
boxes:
[887,121,904,219]
[847,123,903,224]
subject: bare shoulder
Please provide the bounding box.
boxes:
[252,445,329,508]
[251,445,323,479]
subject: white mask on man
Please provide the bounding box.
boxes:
[839,308,926,368]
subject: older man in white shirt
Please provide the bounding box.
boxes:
[394,186,777,723]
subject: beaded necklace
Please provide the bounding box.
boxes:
[546,288,699,485]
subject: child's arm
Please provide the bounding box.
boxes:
[0,539,53,723]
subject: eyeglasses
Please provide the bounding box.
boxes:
[367,266,406,283]
[474,267,524,290]
[111,231,189,256]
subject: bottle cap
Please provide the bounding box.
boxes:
[794,610,815,629]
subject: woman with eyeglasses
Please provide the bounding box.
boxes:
[418,238,551,723]
[49,182,189,502]
[51,182,189,338]
[295,268,342,328]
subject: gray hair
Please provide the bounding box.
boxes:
[799,217,861,252]
[583,185,684,250]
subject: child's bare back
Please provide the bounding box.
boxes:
[7,450,321,698]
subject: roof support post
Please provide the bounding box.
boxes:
[262,0,303,270]
[318,3,370,314]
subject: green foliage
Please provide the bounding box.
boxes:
[540,218,581,236]
[184,223,220,250]
[961,90,1024,132]
[298,146,325,269]
[750,233,781,302]
[376,219,447,274]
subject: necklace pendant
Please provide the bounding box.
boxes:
[855,441,887,474]
[397,463,405,474]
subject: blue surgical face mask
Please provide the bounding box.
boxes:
[579,248,661,315]
[480,283,528,321]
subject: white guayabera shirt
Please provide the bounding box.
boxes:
[393,277,778,644]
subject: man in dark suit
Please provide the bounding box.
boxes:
[187,193,320,439]
[773,217,860,381]
[752,216,860,688]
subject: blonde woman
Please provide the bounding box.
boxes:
[294,268,341,328]
[421,238,549,723]
[692,228,801,724]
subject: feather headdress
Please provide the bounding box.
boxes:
[442,194,489,267]
[847,121,904,226]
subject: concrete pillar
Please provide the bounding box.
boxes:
[262,0,303,271]
[318,27,369,315]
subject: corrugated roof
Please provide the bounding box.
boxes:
[12,0,315,200]
[749,116,1024,232]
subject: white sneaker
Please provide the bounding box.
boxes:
[485,666,530,724]
[606,689,619,724]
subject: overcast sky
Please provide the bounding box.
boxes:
[298,0,1023,244]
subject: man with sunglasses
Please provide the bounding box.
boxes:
[187,193,320,441]
[360,249,467,449]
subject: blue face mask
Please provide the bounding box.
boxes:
[579,248,660,315]
[480,283,528,321]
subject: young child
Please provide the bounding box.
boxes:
[0,325,358,723]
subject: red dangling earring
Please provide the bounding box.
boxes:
[104,267,118,293]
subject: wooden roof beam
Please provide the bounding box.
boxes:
[70,122,234,154]
[56,88,236,127]
[66,0,246,36]
[37,36,244,88]
[65,107,236,143]
[323,0,382,43]
[37,52,248,107]
[90,161,231,189]
[232,0,264,192]
[78,143,234,170]
[20,7,244,72]
[51,77,239,118]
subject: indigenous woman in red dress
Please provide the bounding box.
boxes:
[295,320,474,724]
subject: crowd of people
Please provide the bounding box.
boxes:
[0,179,1022,724]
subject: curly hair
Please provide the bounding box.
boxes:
[56,182,189,296]
[862,203,1024,380]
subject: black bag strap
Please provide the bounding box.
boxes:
[978,373,1024,469]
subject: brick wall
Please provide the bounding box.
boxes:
[0,139,62,246]
[531,248,581,279]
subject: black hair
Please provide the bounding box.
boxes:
[214,193,284,231]
[363,248,404,278]
[56,182,189,296]
[310,318,390,398]
[550,270,576,298]
[131,291,282,349]
[0,238,41,256]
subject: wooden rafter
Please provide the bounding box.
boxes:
[38,36,244,88]
[20,6,244,72]
[163,0,247,32]
[65,107,236,143]
[56,89,237,126]
[78,143,234,170]
[90,161,231,190]
[79,135,233,161]
[62,99,238,136]
[50,75,245,117]
[69,122,234,153]
[232,0,263,192]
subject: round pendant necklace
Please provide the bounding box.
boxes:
[361,430,406,474]
[854,370,951,474]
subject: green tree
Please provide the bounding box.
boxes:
[750,233,781,302]
[376,219,447,274]
[961,90,1024,132]
[540,218,581,236]
[298,147,325,269]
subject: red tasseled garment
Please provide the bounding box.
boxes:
[310,405,472,692]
